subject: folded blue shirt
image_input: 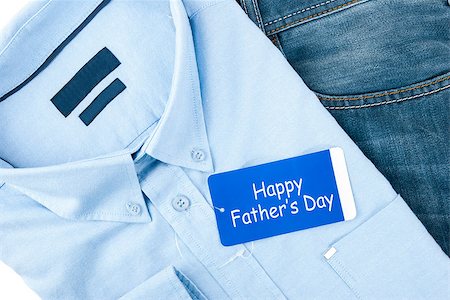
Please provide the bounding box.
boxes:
[0,0,448,299]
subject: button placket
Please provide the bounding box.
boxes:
[140,163,286,299]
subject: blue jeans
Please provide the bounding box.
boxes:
[238,0,450,255]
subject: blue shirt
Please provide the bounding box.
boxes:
[0,0,448,299]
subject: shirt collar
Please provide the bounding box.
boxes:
[0,0,214,173]
[141,0,214,173]
[0,0,214,224]
[0,0,108,101]
[0,150,152,223]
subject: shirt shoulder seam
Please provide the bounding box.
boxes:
[189,0,228,20]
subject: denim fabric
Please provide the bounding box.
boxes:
[0,0,449,299]
[238,0,450,255]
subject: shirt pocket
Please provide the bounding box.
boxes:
[119,265,206,300]
[322,194,449,299]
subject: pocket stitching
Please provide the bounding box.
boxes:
[318,75,450,101]
[327,256,362,299]
[324,84,450,110]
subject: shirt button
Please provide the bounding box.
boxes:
[126,202,142,216]
[172,195,191,211]
[191,149,206,162]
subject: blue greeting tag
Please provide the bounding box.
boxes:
[208,147,356,246]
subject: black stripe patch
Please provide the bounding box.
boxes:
[79,78,126,126]
[51,47,120,117]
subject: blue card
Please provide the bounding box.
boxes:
[208,147,356,246]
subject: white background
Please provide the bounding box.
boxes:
[0,2,41,299]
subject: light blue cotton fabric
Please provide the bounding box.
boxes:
[0,0,448,299]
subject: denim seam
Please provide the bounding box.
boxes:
[250,0,265,31]
[267,0,362,35]
[241,0,248,14]
[324,84,450,110]
[318,75,450,101]
[269,35,278,46]
[264,0,338,26]
[269,34,286,57]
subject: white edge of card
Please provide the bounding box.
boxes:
[329,147,356,221]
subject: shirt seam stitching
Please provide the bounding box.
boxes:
[189,1,228,20]
[0,0,102,99]
[0,0,53,56]
[327,257,362,299]
[142,167,239,298]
